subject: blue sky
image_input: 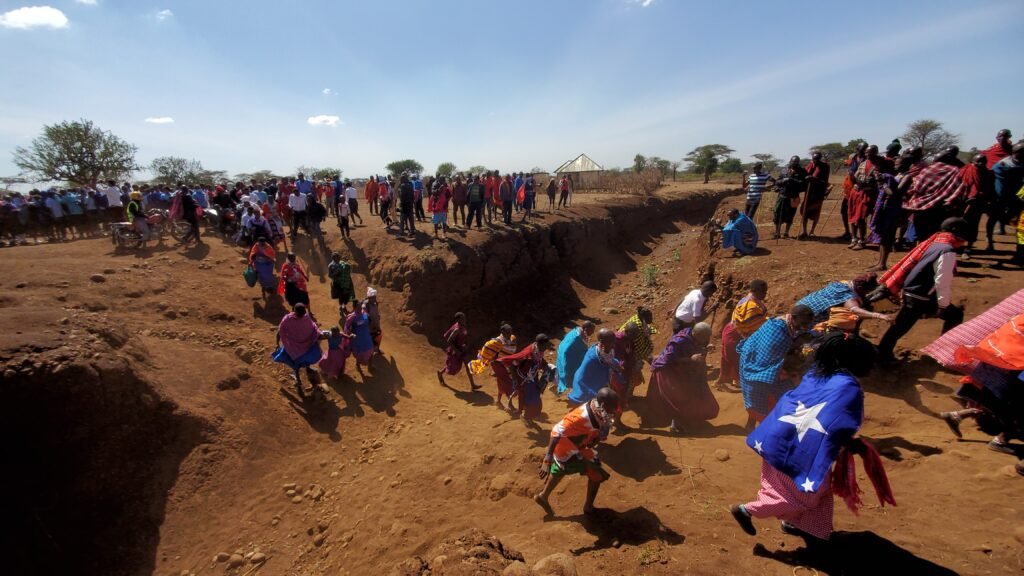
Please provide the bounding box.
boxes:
[1,0,1022,181]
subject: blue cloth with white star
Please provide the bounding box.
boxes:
[746,371,864,493]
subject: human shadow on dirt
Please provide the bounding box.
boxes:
[252,295,287,324]
[279,387,342,442]
[440,381,495,407]
[545,506,684,554]
[752,530,957,575]
[861,434,943,461]
[861,369,938,418]
[600,436,681,481]
[354,354,406,416]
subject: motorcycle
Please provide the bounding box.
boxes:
[109,209,190,249]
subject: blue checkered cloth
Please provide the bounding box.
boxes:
[796,282,856,322]
[738,317,796,415]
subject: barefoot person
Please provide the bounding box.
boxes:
[534,387,619,516]
[730,333,894,545]
[437,312,478,390]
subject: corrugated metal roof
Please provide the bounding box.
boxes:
[554,153,604,173]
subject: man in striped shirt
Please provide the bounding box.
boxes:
[744,162,775,219]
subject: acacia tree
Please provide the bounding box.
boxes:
[670,161,681,181]
[902,119,960,156]
[811,139,866,173]
[464,165,488,176]
[647,156,672,179]
[720,158,743,173]
[150,156,203,185]
[234,169,282,183]
[751,153,780,172]
[632,154,647,173]
[296,166,342,181]
[684,144,734,183]
[436,162,456,177]
[385,159,424,176]
[13,119,138,185]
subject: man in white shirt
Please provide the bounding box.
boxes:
[672,281,718,332]
[287,189,308,240]
[344,180,363,225]
[103,180,123,222]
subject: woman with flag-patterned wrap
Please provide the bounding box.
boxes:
[730,333,895,544]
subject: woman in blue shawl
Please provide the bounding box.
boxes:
[557,321,595,394]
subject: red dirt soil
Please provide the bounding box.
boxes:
[1,181,1021,576]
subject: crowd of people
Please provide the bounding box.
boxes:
[722,131,1024,270]
[0,169,578,248]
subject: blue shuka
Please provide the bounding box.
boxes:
[556,327,589,394]
[796,281,856,323]
[722,213,759,255]
[567,345,618,405]
[738,317,796,415]
[746,371,864,493]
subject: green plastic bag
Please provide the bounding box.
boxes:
[243,265,258,288]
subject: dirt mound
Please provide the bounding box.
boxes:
[392,529,525,575]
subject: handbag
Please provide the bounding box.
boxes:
[242,265,258,288]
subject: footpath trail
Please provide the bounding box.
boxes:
[1,181,1021,576]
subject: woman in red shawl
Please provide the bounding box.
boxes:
[437,312,478,390]
[959,153,996,255]
[498,334,554,423]
[278,252,310,308]
[848,145,893,250]
[365,176,379,216]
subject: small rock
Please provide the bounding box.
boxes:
[271,517,280,527]
[286,489,296,497]
[468,545,491,559]
[214,552,230,562]
[89,274,106,283]
[15,282,26,289]
[318,519,330,533]
[292,495,304,503]
[251,552,267,564]
[164,310,177,319]
[313,533,326,547]
[533,553,576,576]
[714,449,730,462]
[447,413,455,420]
[215,376,241,391]
[103,268,115,274]
[443,476,453,486]
[227,554,245,568]
[282,482,297,491]
[503,561,532,576]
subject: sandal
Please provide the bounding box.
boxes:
[851,241,865,251]
[988,439,1016,455]
[940,412,963,439]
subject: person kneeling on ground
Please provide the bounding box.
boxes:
[534,387,619,516]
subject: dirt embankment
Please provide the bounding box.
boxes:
[358,189,737,346]
[0,310,221,576]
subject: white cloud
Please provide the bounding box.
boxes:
[307,115,341,127]
[0,6,69,29]
[144,117,174,124]
[629,0,655,7]
[156,9,172,21]
[322,88,332,96]
[75,0,98,6]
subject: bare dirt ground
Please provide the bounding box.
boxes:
[2,181,1022,576]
